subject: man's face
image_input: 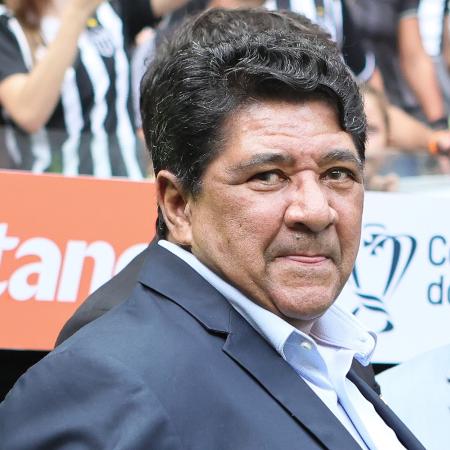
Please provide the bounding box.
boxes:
[184,99,364,328]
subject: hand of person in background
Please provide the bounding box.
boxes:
[427,129,450,173]
[428,128,450,156]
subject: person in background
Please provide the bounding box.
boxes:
[346,0,448,128]
[264,0,381,87]
[418,0,450,112]
[0,0,186,177]
[361,84,400,191]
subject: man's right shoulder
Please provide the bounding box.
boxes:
[0,334,184,450]
[55,247,148,345]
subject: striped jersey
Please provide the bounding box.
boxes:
[0,2,147,179]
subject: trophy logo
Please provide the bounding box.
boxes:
[352,224,417,333]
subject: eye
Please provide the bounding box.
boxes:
[248,170,287,188]
[323,167,357,182]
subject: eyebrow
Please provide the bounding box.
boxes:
[227,149,363,175]
[321,149,364,171]
[226,153,296,174]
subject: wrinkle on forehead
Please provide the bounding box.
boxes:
[224,99,345,144]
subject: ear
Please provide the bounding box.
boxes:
[156,170,193,246]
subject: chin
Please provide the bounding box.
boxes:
[273,288,338,323]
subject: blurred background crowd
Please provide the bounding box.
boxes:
[1,0,450,192]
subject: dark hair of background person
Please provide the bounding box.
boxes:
[140,8,367,237]
[360,83,390,136]
[5,0,50,29]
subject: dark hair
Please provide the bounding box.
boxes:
[140,8,367,236]
[7,0,50,29]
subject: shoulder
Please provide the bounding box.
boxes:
[0,281,204,448]
[56,278,201,369]
[0,342,184,449]
[0,6,21,40]
[0,6,18,42]
[56,249,147,345]
[0,5,13,20]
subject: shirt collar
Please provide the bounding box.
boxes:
[158,239,376,366]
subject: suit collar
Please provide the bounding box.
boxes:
[138,240,232,334]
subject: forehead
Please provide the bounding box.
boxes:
[216,99,359,167]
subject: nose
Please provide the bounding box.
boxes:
[284,177,337,233]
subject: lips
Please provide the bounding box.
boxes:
[284,255,329,264]
[268,235,338,264]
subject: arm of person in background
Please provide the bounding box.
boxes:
[0,0,103,133]
[363,83,450,163]
[387,104,450,152]
[443,11,450,71]
[387,103,450,155]
[398,10,447,124]
[343,0,449,158]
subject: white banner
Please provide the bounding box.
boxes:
[337,191,450,363]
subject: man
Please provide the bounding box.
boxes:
[58,8,380,392]
[0,9,423,449]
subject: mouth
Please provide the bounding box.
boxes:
[283,255,329,264]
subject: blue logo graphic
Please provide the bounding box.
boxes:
[352,224,417,333]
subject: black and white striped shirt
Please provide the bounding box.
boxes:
[264,0,375,82]
[0,1,153,179]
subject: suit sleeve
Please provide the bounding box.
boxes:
[0,348,183,450]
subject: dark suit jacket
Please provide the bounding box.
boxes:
[56,242,380,393]
[0,242,424,449]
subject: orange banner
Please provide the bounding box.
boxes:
[0,171,157,350]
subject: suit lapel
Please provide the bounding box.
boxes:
[138,241,232,333]
[348,371,426,450]
[223,307,362,450]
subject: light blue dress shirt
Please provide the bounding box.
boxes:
[159,240,405,450]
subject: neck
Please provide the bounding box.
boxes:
[287,317,318,335]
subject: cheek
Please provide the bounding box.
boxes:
[190,192,250,257]
[198,191,283,267]
[219,190,282,235]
